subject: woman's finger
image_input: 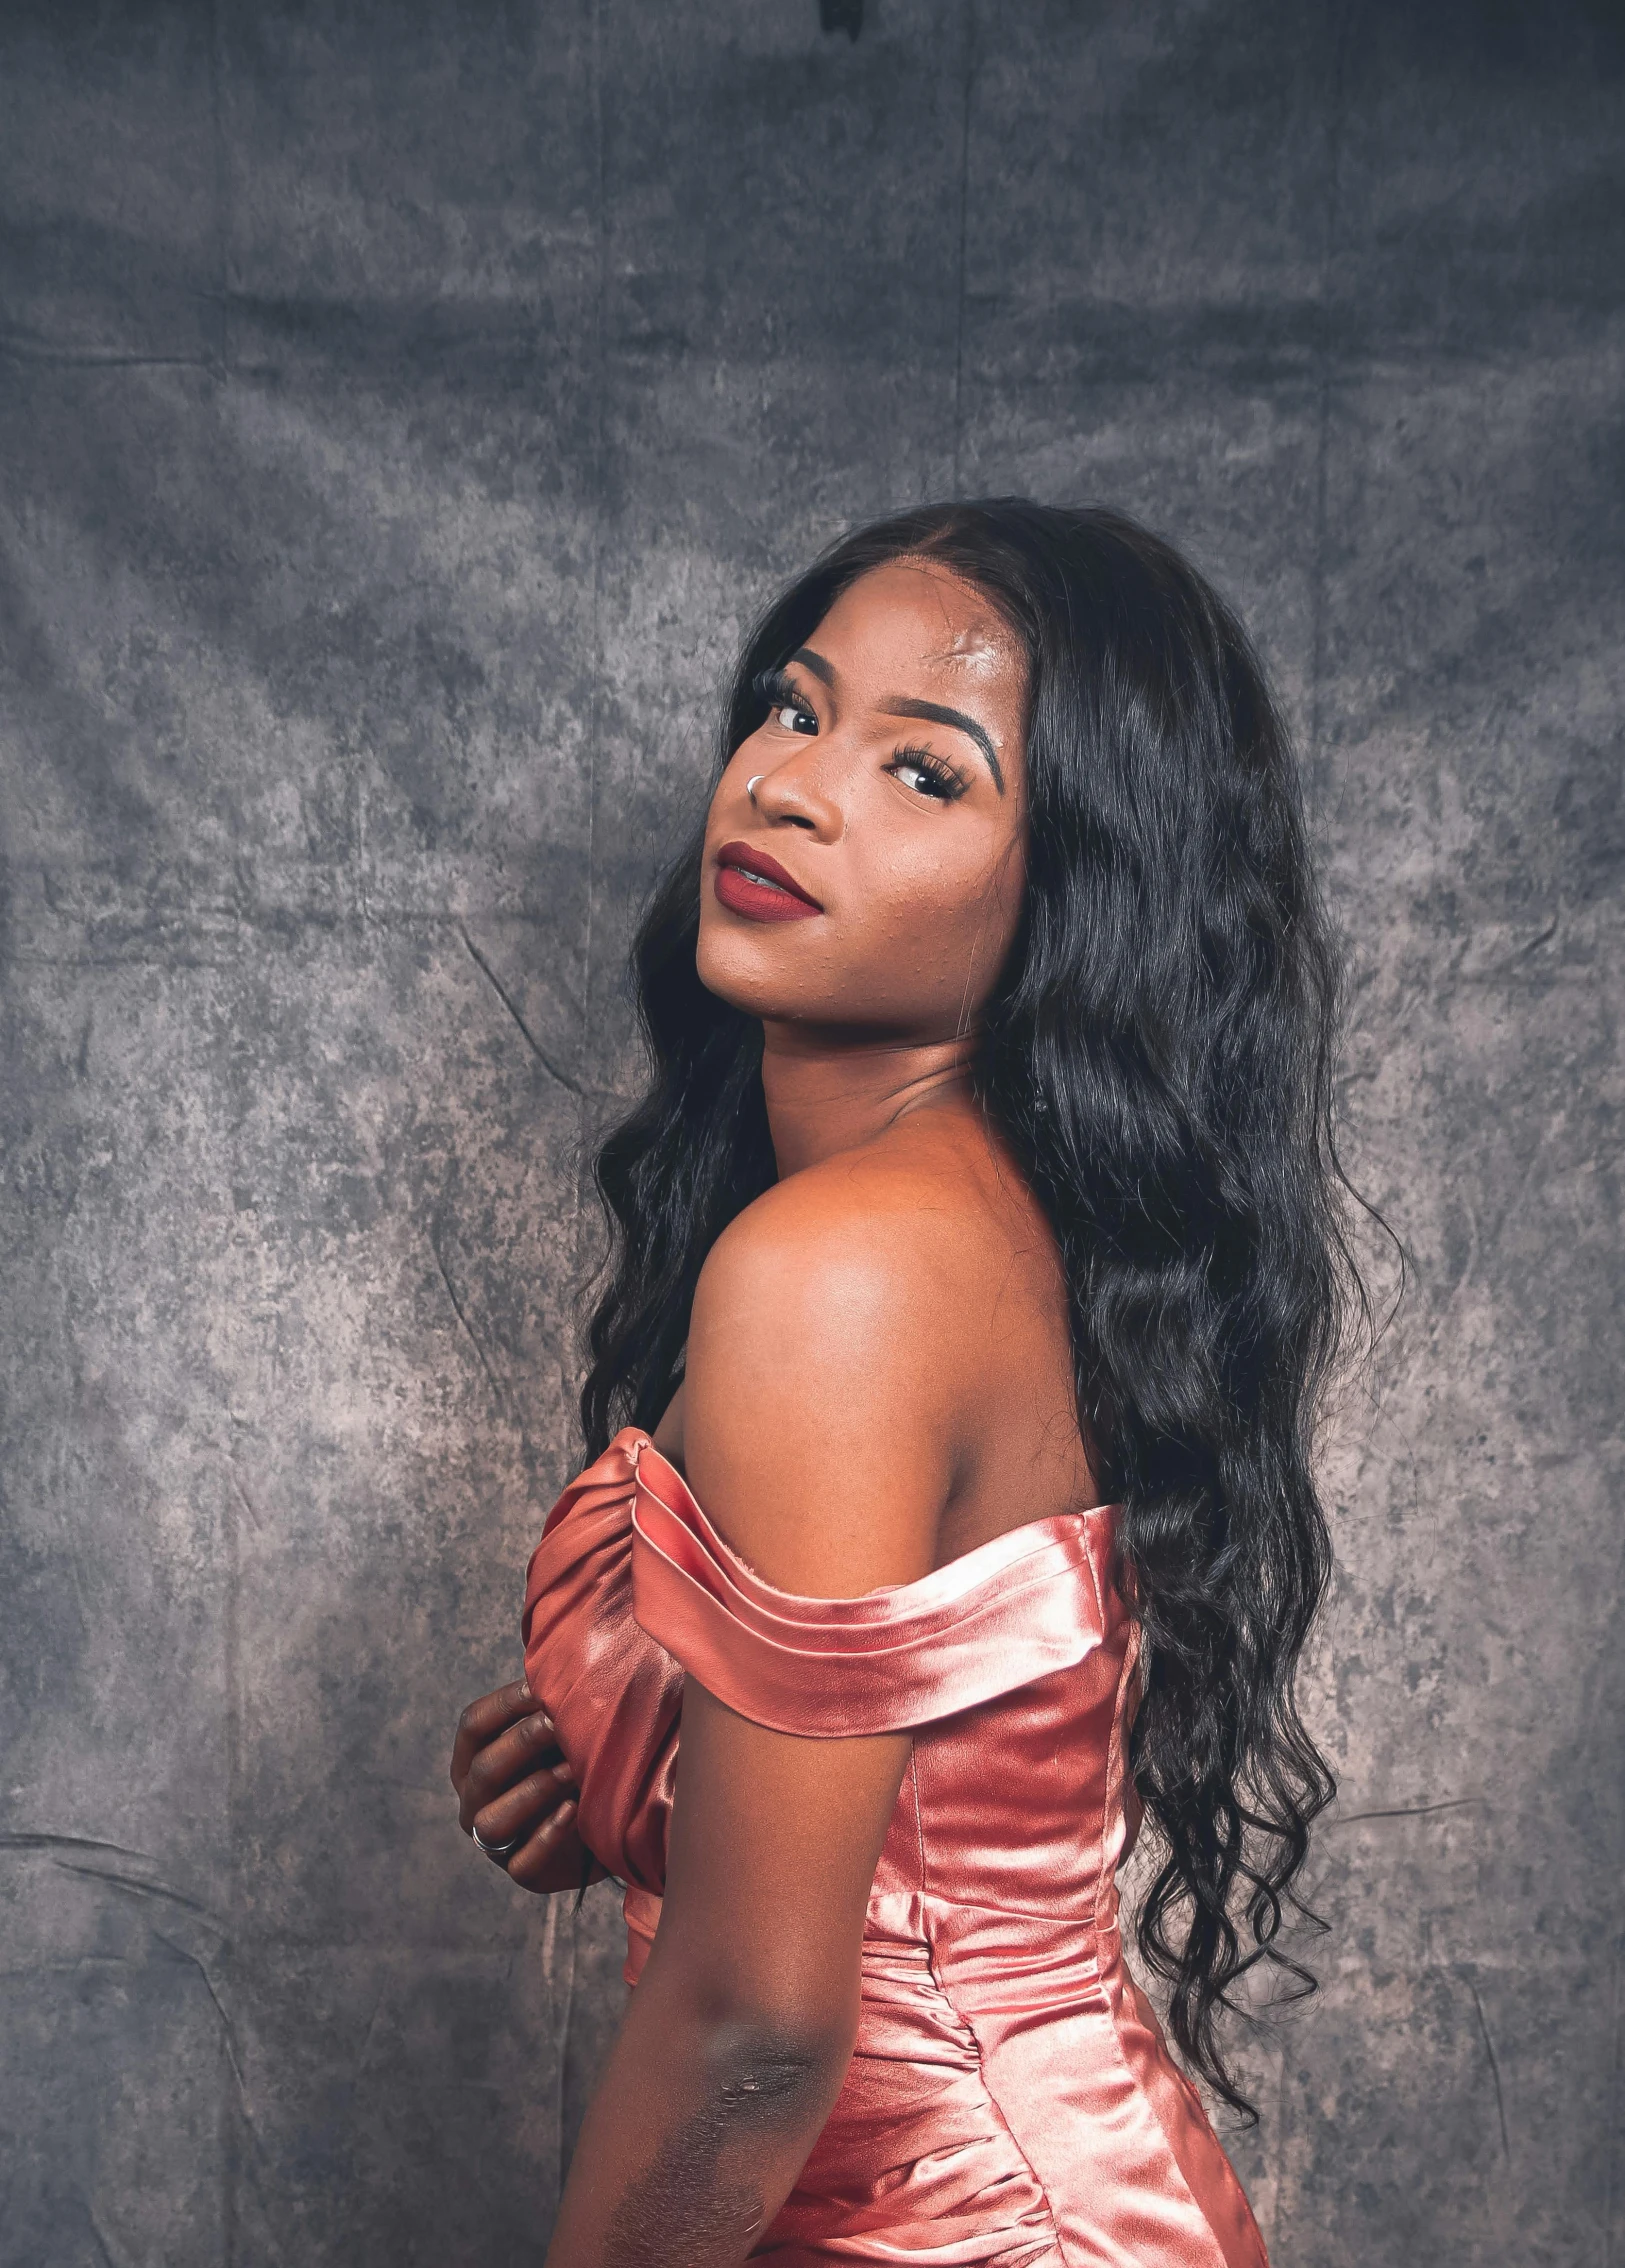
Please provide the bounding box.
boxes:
[458,1708,568,1830]
[453,1705,562,1805]
[450,1678,542,1790]
[501,1800,590,1894]
[470,1763,577,1854]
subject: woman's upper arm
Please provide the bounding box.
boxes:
[650,1179,957,2034]
[656,1683,907,2049]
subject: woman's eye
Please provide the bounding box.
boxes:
[890,756,959,801]
[775,700,816,735]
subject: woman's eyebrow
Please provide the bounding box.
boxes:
[877,697,1005,795]
[788,649,1006,795]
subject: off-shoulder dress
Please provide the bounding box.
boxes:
[522,1429,1268,2268]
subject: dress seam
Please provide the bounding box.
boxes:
[1096,1614,1137,1939]
[1095,1956,1234,2266]
[926,1944,1070,2268]
[911,1739,928,1896]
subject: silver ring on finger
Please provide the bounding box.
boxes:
[472,1821,524,1861]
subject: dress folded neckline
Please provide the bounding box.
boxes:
[629,1430,1120,1620]
[626,1429,1122,1731]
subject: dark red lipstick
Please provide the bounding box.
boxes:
[713,840,824,923]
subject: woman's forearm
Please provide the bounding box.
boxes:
[544,1951,853,2268]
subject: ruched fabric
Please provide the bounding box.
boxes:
[521,1434,681,1898]
[522,1429,1269,2268]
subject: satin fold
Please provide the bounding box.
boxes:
[630,1447,1114,1736]
[522,1429,1268,2268]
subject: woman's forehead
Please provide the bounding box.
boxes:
[925,619,1007,676]
[819,559,1022,677]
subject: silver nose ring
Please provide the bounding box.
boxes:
[746,775,764,804]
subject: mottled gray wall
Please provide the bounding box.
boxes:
[0,2,1619,2262]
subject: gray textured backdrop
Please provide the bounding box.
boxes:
[1,2,1620,2263]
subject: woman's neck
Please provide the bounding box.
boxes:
[759,1022,979,1179]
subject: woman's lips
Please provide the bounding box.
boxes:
[713,840,824,923]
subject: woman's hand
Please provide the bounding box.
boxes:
[449,1677,604,1893]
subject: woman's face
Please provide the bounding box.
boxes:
[696,558,1029,1040]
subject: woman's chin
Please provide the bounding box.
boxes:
[695,926,814,1018]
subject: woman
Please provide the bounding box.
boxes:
[450,501,1355,2267]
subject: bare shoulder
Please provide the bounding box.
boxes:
[697,1120,977,1332]
[691,1107,1037,1404]
[683,1109,1070,1597]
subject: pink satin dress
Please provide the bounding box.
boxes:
[522,1429,1268,2268]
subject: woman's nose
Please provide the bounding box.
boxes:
[748,749,843,838]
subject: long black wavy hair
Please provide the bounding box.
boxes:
[580,499,1365,2117]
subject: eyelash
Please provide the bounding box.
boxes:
[753,667,813,731]
[884,743,967,802]
[751,668,968,804]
